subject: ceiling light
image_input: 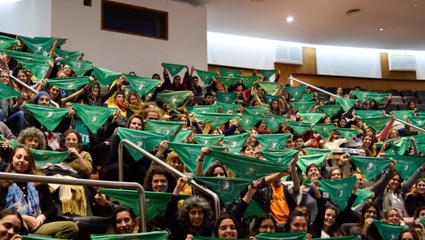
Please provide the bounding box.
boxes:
[413,3,419,7]
[249,0,264,2]
[346,8,363,16]
[379,28,385,31]
[286,16,294,22]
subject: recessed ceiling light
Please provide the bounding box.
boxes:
[346,8,363,16]
[413,3,420,7]
[379,28,385,31]
[286,16,294,22]
[249,0,264,2]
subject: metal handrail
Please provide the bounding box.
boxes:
[0,172,147,232]
[289,75,425,133]
[10,75,60,108]
[118,139,221,218]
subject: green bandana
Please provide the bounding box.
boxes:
[257,69,276,80]
[208,150,288,179]
[387,154,425,180]
[72,104,116,133]
[243,106,268,115]
[194,113,239,128]
[173,129,192,143]
[285,86,306,101]
[262,94,281,104]
[240,114,263,131]
[391,110,415,121]
[257,82,281,94]
[385,138,409,156]
[303,148,332,156]
[259,149,298,165]
[366,93,390,103]
[216,92,237,103]
[407,116,425,128]
[300,93,315,102]
[60,58,93,77]
[285,121,312,135]
[317,176,357,209]
[93,66,122,87]
[90,231,168,240]
[186,105,221,114]
[47,77,90,92]
[217,102,240,114]
[215,76,243,88]
[236,75,260,88]
[54,48,83,59]
[312,124,337,139]
[162,62,185,77]
[373,220,406,240]
[290,101,317,113]
[22,236,62,240]
[194,177,252,205]
[196,69,217,83]
[117,127,167,160]
[263,114,286,131]
[336,98,357,112]
[350,156,392,181]
[167,142,225,174]
[318,105,342,118]
[23,103,69,131]
[246,200,265,218]
[299,112,325,124]
[355,110,384,119]
[312,237,360,240]
[156,91,191,109]
[255,232,306,240]
[0,82,21,100]
[361,116,392,132]
[125,75,159,97]
[334,128,358,140]
[352,189,373,210]
[218,68,239,77]
[18,61,50,80]
[144,120,182,141]
[352,90,373,101]
[297,154,327,174]
[0,35,18,51]
[222,133,249,153]
[254,133,291,150]
[194,134,224,145]
[3,49,51,64]
[19,36,55,55]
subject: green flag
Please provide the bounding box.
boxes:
[254,133,291,150]
[60,57,93,77]
[243,106,268,115]
[117,127,167,160]
[263,114,286,131]
[297,154,327,174]
[72,104,116,133]
[407,116,425,128]
[336,98,357,112]
[257,69,276,80]
[312,237,359,240]
[196,69,217,83]
[334,128,358,140]
[290,101,317,113]
[373,220,405,240]
[215,76,242,88]
[387,154,425,180]
[3,49,51,63]
[47,77,90,92]
[312,124,337,139]
[217,102,240,114]
[162,62,186,77]
[93,66,122,87]
[318,105,342,118]
[246,200,265,218]
[18,60,50,80]
[366,93,389,103]
[352,189,373,210]
[186,105,221,114]
[218,68,239,77]
[412,135,425,154]
[173,129,192,143]
[192,237,237,240]
[391,110,414,121]
[317,176,356,209]
[300,93,315,102]
[385,138,409,156]
[208,150,288,179]
[167,142,225,174]
[194,113,239,128]
[22,236,62,240]
[285,121,312,135]
[194,134,224,145]
[194,177,252,205]
[285,86,306,101]
[352,90,373,101]
[0,82,21,100]
[361,116,392,132]
[257,82,281,94]
[90,231,168,240]
[32,149,70,167]
[0,35,18,51]
[216,92,237,103]
[23,103,69,131]
[54,48,83,59]
[350,156,392,181]
[355,110,384,119]
[299,112,325,124]
[222,133,249,153]
[240,114,263,131]
[19,36,55,55]
[156,91,191,109]
[304,148,332,156]
[237,75,260,88]
[262,94,280,104]
[255,232,306,240]
[125,74,159,97]
[259,149,298,165]
[145,120,182,141]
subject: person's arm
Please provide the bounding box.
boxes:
[231,183,257,221]
[182,66,189,90]
[41,61,54,79]
[195,147,210,176]
[291,153,300,193]
[163,68,171,90]
[165,177,187,240]
[401,164,425,194]
[73,150,93,179]
[366,161,396,199]
[37,183,58,223]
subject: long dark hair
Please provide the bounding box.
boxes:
[249,213,277,236]
[106,206,137,234]
[212,214,240,238]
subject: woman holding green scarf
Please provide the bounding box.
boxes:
[126,92,143,118]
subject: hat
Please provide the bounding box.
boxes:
[32,91,50,104]
[75,94,90,104]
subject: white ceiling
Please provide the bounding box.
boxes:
[176,0,425,51]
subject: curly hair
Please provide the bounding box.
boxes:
[60,129,82,151]
[178,196,213,229]
[143,166,175,192]
[17,127,47,150]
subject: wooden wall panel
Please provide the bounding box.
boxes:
[380,53,416,79]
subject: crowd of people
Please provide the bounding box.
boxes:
[0,35,424,240]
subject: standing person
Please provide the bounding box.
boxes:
[0,145,79,239]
